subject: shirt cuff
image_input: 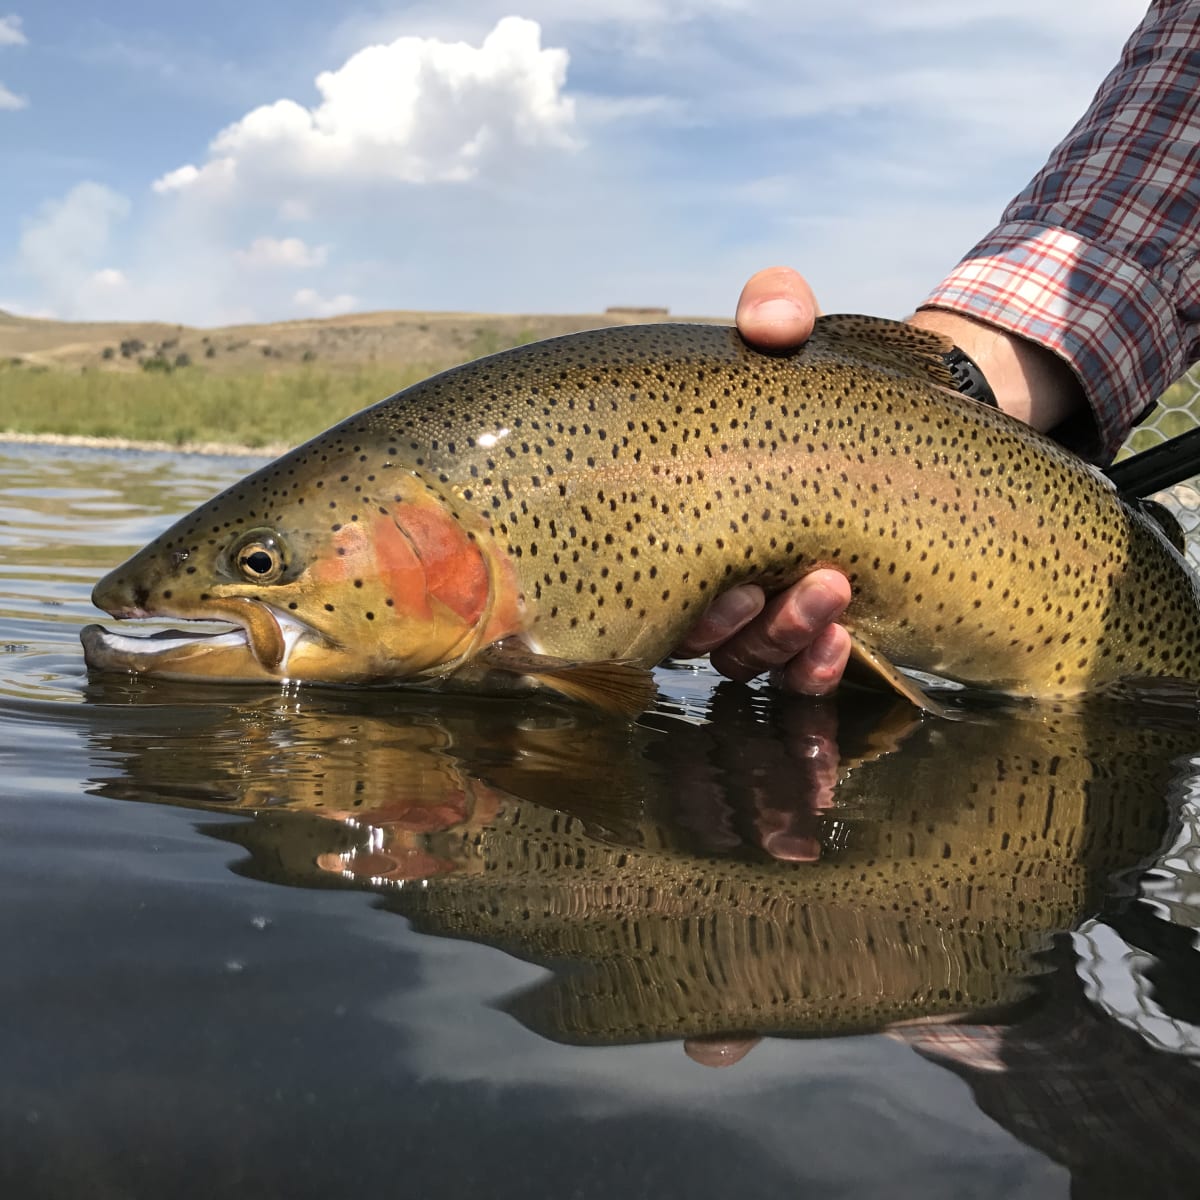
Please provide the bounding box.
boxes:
[918,221,1183,461]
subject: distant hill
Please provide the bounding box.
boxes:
[0,306,709,379]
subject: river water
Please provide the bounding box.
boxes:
[4,438,1200,1199]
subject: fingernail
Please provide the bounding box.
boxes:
[812,638,843,669]
[808,629,847,676]
[760,831,821,862]
[747,298,804,328]
[796,582,847,628]
[722,589,765,624]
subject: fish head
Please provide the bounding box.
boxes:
[84,452,524,685]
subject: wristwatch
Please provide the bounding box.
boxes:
[942,346,998,408]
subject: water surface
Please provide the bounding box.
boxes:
[3,440,1200,1199]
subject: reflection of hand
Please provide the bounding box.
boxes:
[750,698,841,861]
[683,1034,762,1068]
[674,267,852,694]
[678,691,845,1070]
[667,686,844,863]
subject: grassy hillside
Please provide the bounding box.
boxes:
[0,305,689,375]
[0,305,695,450]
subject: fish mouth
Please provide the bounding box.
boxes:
[81,601,319,683]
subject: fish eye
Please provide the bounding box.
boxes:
[227,528,288,584]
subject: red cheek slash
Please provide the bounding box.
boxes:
[367,514,435,621]
[387,503,489,626]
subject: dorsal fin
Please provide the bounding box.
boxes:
[811,314,957,391]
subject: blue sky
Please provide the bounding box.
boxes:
[0,1,1148,326]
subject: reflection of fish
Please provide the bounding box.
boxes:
[82,320,1200,714]
[81,680,1191,1044]
[390,697,1183,1044]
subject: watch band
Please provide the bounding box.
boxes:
[942,346,999,408]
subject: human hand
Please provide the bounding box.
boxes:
[674,267,852,695]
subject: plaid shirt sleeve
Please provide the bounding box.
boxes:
[918,0,1200,461]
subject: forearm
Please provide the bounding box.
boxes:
[907,308,1088,435]
[917,0,1200,461]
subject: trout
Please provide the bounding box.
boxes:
[81,318,1200,713]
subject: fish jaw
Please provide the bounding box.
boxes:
[81,598,323,684]
[82,623,281,683]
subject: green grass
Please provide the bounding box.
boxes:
[0,362,436,448]
[466,325,538,359]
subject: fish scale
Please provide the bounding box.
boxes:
[83,317,1200,710]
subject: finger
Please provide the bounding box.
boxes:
[673,584,765,656]
[772,622,853,697]
[735,266,820,350]
[709,570,850,682]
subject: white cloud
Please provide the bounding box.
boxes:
[151,164,200,194]
[0,14,25,47]
[156,16,576,201]
[235,236,328,269]
[292,287,358,317]
[90,267,128,289]
[850,0,1139,38]
[17,183,131,316]
[279,198,311,222]
[0,12,26,111]
[152,157,237,198]
[576,93,688,125]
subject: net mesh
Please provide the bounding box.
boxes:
[1118,367,1200,570]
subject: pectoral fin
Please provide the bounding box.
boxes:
[472,643,658,717]
[847,634,952,719]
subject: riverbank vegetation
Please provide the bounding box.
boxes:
[0,359,430,449]
[0,305,687,451]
